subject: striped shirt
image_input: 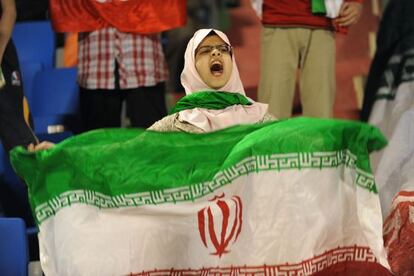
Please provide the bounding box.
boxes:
[77,27,168,90]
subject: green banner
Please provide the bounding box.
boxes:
[11,118,386,215]
[170,91,251,114]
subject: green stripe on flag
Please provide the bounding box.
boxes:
[312,0,327,15]
[10,118,386,223]
[30,151,376,224]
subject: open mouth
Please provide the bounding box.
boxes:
[210,61,224,76]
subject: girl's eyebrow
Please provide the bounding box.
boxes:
[196,44,228,51]
[200,43,228,46]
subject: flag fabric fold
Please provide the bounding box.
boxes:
[363,1,414,273]
[11,118,391,275]
[49,0,187,33]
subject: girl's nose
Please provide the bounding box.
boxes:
[211,48,221,57]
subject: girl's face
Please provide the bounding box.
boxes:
[194,34,233,90]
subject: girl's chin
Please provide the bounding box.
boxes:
[208,81,227,90]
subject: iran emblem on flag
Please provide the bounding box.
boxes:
[197,194,243,257]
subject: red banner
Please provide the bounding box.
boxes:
[49,0,187,34]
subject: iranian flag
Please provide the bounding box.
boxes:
[11,118,392,275]
[49,0,186,33]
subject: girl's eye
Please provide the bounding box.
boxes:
[199,47,211,54]
[218,45,228,52]
[196,45,232,56]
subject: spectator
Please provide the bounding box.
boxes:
[0,0,37,153]
[149,28,273,133]
[78,29,169,130]
[0,0,40,260]
[257,0,363,119]
[361,1,414,273]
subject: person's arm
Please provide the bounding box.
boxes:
[334,0,363,27]
[0,0,16,62]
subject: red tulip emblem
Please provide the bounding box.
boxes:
[197,193,243,257]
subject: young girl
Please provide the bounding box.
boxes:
[148,28,274,133]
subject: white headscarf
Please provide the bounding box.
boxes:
[178,29,268,132]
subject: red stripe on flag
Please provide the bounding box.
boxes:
[396,190,414,197]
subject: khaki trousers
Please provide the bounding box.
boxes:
[258,27,336,118]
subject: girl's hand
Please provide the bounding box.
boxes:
[27,141,55,152]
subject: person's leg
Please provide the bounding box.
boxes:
[0,40,37,152]
[79,88,123,131]
[300,29,336,118]
[258,27,300,118]
[0,81,37,152]
[0,40,39,260]
[125,82,167,128]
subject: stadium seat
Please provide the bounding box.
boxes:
[0,217,29,276]
[0,145,33,228]
[30,67,81,134]
[12,21,55,69]
[20,61,43,105]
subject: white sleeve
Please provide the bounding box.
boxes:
[325,0,344,18]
